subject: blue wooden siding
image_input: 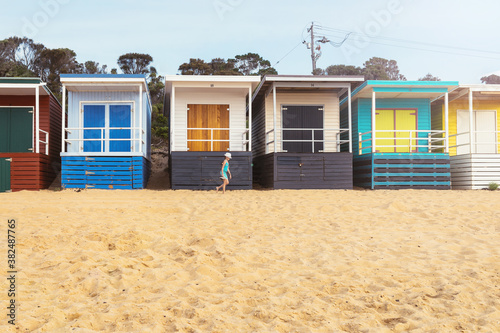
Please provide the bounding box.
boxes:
[355,98,432,155]
[353,153,451,189]
[66,90,151,159]
[61,156,150,190]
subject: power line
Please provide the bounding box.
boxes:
[273,41,303,67]
[313,24,500,59]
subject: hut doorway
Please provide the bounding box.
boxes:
[187,104,230,152]
[457,110,497,154]
[83,104,132,153]
[375,109,417,153]
[0,107,33,153]
[282,105,324,153]
[0,158,11,192]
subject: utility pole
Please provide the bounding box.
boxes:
[308,22,317,74]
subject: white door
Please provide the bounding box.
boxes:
[457,110,497,154]
[475,111,496,153]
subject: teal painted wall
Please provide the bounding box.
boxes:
[355,98,432,155]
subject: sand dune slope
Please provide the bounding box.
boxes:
[1,189,499,332]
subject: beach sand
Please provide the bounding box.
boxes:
[1,189,499,332]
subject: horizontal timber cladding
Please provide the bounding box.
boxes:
[61,156,150,190]
[253,153,353,189]
[0,153,56,191]
[362,153,451,190]
[451,154,500,190]
[171,152,252,190]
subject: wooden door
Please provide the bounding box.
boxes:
[475,111,496,153]
[0,107,33,153]
[187,104,229,152]
[376,109,416,153]
[395,110,417,153]
[282,105,324,153]
[375,110,395,153]
[0,158,10,193]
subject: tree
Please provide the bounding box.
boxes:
[35,48,81,97]
[0,37,44,77]
[234,52,277,76]
[210,58,240,75]
[418,73,441,81]
[117,53,153,74]
[362,57,406,80]
[325,64,363,76]
[481,74,500,84]
[178,58,212,75]
[82,61,108,74]
[148,67,165,105]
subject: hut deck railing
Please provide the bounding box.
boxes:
[359,130,446,155]
[64,127,144,153]
[184,127,249,152]
[449,130,500,154]
[265,128,350,154]
[38,129,49,155]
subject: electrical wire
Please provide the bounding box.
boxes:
[313,24,500,59]
[273,41,304,67]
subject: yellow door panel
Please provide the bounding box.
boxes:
[375,110,395,153]
[395,110,417,153]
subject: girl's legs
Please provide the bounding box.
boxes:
[222,178,229,193]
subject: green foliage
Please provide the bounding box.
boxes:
[481,74,500,84]
[325,64,363,76]
[488,182,498,191]
[82,61,108,74]
[363,57,406,80]
[322,57,406,80]
[151,103,168,143]
[178,53,277,76]
[179,58,212,75]
[148,67,165,105]
[418,73,441,81]
[117,53,153,74]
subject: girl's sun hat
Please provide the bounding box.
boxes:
[225,153,232,159]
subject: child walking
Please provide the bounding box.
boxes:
[216,153,232,193]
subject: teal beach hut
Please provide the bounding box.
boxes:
[341,80,459,189]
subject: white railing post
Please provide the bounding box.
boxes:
[311,129,315,153]
[468,89,474,153]
[428,133,432,152]
[348,85,353,153]
[445,92,449,153]
[211,129,214,152]
[35,85,40,153]
[409,130,413,152]
[62,85,66,153]
[372,90,376,153]
[101,128,104,153]
[273,84,277,153]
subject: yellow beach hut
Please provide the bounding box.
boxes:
[432,84,500,189]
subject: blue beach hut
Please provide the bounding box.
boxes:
[340,80,459,189]
[60,75,152,189]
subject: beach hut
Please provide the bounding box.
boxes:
[251,75,365,189]
[165,75,261,190]
[433,84,500,189]
[342,80,459,189]
[60,75,152,190]
[0,77,62,193]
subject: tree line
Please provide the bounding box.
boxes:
[2,36,499,144]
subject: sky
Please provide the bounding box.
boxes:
[1,0,500,83]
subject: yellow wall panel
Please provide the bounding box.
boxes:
[447,99,500,156]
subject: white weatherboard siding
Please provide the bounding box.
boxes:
[451,154,500,189]
[66,90,149,157]
[264,91,340,153]
[173,87,249,152]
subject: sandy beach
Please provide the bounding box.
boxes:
[1,189,499,332]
